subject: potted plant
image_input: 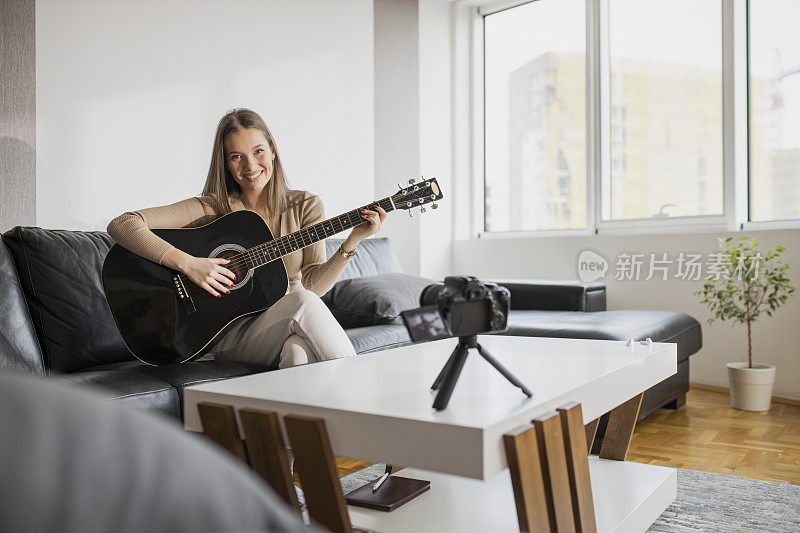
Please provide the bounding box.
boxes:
[695,237,794,411]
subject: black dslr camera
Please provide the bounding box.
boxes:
[401,276,510,343]
[401,276,530,411]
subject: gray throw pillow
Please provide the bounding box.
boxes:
[322,273,440,328]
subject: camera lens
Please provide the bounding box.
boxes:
[419,283,446,306]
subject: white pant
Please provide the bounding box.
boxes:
[212,289,356,368]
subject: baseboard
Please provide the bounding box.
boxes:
[690,382,800,407]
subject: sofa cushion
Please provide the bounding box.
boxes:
[53,370,180,418]
[345,324,412,354]
[2,227,131,373]
[322,273,437,328]
[505,309,702,363]
[0,240,45,374]
[325,237,403,280]
[79,357,270,417]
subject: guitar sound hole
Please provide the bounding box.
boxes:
[212,247,252,290]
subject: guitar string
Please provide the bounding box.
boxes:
[175,197,399,297]
[177,182,437,293]
[179,197,394,289]
[184,183,434,277]
[177,205,386,297]
[176,185,438,296]
[178,197,393,288]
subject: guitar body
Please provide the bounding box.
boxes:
[102,210,288,365]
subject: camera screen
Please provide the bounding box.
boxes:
[401,306,452,343]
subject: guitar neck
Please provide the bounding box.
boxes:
[245,196,397,268]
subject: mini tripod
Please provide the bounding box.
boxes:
[430,335,533,411]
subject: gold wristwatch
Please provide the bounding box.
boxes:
[338,244,357,259]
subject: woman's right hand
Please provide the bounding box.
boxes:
[181,256,236,297]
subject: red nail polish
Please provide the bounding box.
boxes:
[226,290,231,294]
[216,294,221,298]
[234,275,237,280]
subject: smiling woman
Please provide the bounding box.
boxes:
[106,108,388,370]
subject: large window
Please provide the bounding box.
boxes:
[605,0,723,220]
[484,0,586,232]
[481,0,800,234]
[749,0,800,222]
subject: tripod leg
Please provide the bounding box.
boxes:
[432,343,470,411]
[431,345,460,391]
[475,344,533,398]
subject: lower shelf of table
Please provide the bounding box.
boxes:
[348,457,676,533]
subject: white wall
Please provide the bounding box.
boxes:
[374,0,421,275]
[418,0,453,279]
[36,0,374,230]
[453,230,800,401]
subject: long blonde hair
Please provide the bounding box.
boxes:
[201,108,290,217]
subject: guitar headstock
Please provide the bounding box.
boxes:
[391,177,444,215]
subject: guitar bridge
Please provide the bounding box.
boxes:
[173,274,197,315]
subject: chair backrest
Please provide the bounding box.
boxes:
[197,403,301,512]
[196,402,356,533]
[284,415,354,533]
[503,403,597,533]
[0,373,312,533]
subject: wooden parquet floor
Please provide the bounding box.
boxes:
[627,388,800,486]
[332,387,800,486]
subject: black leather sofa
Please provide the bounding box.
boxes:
[0,226,701,421]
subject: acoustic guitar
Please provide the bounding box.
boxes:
[102,178,443,365]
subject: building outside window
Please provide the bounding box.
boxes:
[484,0,586,232]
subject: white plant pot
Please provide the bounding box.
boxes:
[726,362,776,412]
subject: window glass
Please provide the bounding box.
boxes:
[605,0,723,220]
[484,0,586,232]
[749,0,800,222]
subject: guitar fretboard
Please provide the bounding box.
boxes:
[243,196,396,268]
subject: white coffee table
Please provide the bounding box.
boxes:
[184,335,677,532]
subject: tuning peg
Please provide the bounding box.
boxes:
[408,178,416,185]
[397,182,403,189]
[431,203,438,209]
[420,207,426,214]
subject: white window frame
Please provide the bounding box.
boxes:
[470,0,800,240]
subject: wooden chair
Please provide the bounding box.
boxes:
[283,415,354,533]
[504,403,597,533]
[196,402,300,511]
[503,396,643,532]
[197,402,372,533]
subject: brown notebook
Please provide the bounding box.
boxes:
[345,475,431,512]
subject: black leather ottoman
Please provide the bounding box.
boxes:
[506,309,702,417]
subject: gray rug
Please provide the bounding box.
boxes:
[338,464,800,532]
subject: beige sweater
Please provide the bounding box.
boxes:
[106,191,351,296]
